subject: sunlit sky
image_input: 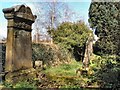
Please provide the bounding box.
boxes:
[0,0,91,38]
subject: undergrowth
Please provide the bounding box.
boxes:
[40,60,93,88]
[44,60,82,77]
[3,80,37,90]
[2,54,120,89]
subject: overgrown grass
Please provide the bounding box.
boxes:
[40,60,95,88]
[44,60,82,77]
[3,54,119,89]
[3,80,37,89]
[40,54,120,88]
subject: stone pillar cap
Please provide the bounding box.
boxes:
[3,4,37,21]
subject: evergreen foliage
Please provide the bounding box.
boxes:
[90,55,120,89]
[89,1,120,55]
[48,21,93,61]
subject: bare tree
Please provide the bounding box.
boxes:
[33,1,77,28]
[43,1,65,29]
[32,1,77,42]
[61,4,75,22]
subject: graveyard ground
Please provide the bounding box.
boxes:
[2,54,119,89]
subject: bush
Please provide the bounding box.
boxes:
[90,55,120,88]
[48,21,93,61]
[32,43,71,67]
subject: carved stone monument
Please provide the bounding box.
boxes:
[83,33,93,69]
[3,5,36,73]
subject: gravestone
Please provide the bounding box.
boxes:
[3,5,36,73]
[83,33,93,69]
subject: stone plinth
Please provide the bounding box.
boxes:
[3,5,36,72]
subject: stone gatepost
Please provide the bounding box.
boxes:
[3,5,36,82]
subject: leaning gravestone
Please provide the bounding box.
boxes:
[3,5,36,82]
[83,33,93,69]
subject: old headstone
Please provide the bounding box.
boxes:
[3,5,36,72]
[83,33,93,69]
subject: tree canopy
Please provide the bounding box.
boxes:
[48,21,93,61]
[89,1,120,55]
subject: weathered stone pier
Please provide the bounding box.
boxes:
[3,5,36,82]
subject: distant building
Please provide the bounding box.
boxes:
[33,28,53,44]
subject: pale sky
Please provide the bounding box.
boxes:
[0,0,91,38]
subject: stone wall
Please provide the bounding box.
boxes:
[0,42,6,82]
[0,44,3,82]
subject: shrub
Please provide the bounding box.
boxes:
[32,43,71,67]
[91,55,120,88]
[48,21,93,61]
